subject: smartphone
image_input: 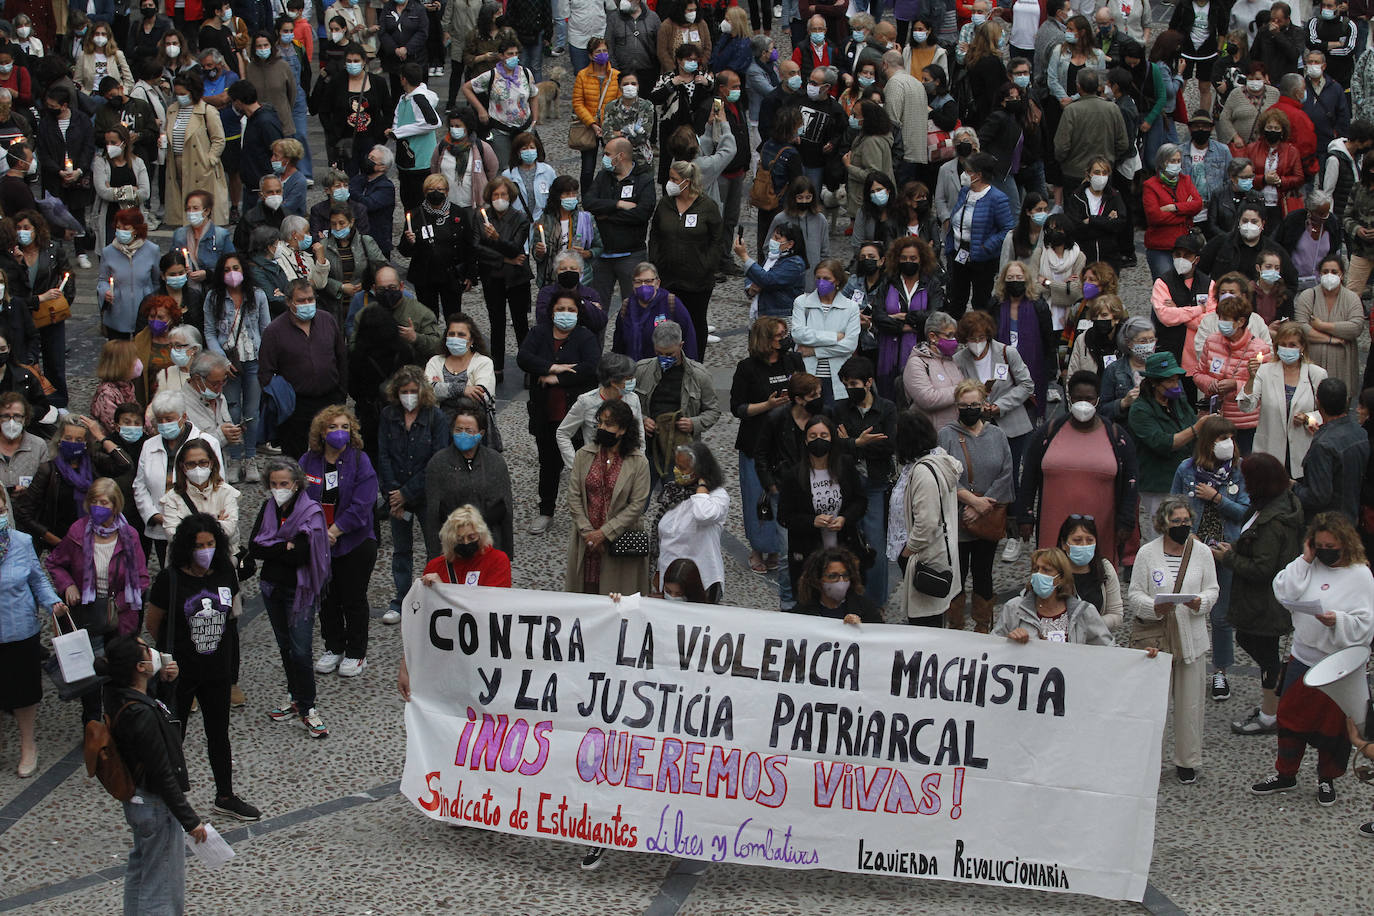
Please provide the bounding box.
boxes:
[735,226,743,243]
[1208,395,1220,413]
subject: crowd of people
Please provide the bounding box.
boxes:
[0,0,1371,905]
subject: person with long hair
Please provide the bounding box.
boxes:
[1252,512,1374,805]
[661,557,712,603]
[872,236,940,396]
[424,313,498,416]
[146,511,261,822]
[853,170,899,258]
[766,176,829,292]
[1001,191,1048,265]
[736,222,808,319]
[778,414,867,599]
[889,408,959,626]
[203,251,271,482]
[994,547,1113,645]
[791,546,882,623]
[300,405,378,679]
[248,457,332,738]
[2,210,72,407]
[565,398,651,595]
[90,339,142,429]
[1057,514,1123,629]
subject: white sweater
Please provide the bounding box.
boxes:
[656,488,730,590]
[1272,555,1374,665]
[1128,536,1219,664]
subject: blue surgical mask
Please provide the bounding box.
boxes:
[175,93,191,107]
[1013,74,1030,89]
[446,336,469,356]
[280,31,294,44]
[166,273,188,289]
[520,148,538,164]
[1238,177,1254,191]
[331,226,351,240]
[1216,319,1235,335]
[332,187,349,202]
[453,430,482,451]
[971,13,987,25]
[271,159,285,174]
[115,228,134,244]
[726,88,741,102]
[294,302,316,320]
[657,354,676,371]
[767,239,782,257]
[345,61,363,76]
[849,114,860,130]
[857,75,874,88]
[170,346,191,366]
[602,154,615,171]
[683,59,699,73]
[1030,572,1057,598]
[622,378,636,393]
[15,229,32,246]
[1259,268,1281,283]
[852,29,865,42]
[158,420,182,439]
[1066,543,1096,566]
[503,55,520,71]
[297,234,313,250]
[1030,211,1049,226]
[553,311,578,330]
[560,196,578,211]
[256,46,272,59]
[787,74,802,91]
[870,189,888,206]
[1277,345,1302,364]
[118,425,143,443]
[810,30,826,44]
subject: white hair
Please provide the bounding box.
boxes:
[150,389,187,418]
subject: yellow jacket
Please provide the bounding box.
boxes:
[572,66,621,126]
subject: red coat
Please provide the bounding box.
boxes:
[1269,96,1318,175]
[167,0,204,20]
[422,547,512,588]
[1241,139,1305,215]
[1142,174,1204,251]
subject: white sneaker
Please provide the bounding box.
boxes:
[77,253,92,269]
[707,334,722,344]
[315,651,343,673]
[1001,538,1021,562]
[243,460,261,483]
[337,656,367,677]
[381,608,401,625]
[528,514,552,535]
[773,4,782,17]
[707,324,717,332]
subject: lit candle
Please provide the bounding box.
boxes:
[1256,351,1266,363]
[181,247,193,270]
[481,207,489,225]
[60,272,70,293]
[538,224,545,245]
[406,211,412,233]
[63,155,72,171]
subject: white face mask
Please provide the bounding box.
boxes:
[1238,221,1262,241]
[805,83,822,99]
[1213,438,1235,461]
[16,26,31,39]
[1319,272,1342,290]
[1173,256,1194,275]
[684,10,696,21]
[1089,173,1109,191]
[491,197,510,212]
[1069,400,1096,423]
[399,392,419,411]
[263,194,284,210]
[106,144,123,159]
[1306,64,1323,80]
[665,180,682,197]
[621,83,639,99]
[186,466,212,485]
[271,486,294,506]
[1246,78,1264,93]
[0,419,21,439]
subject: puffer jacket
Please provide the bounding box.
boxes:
[1190,326,1269,428]
[1221,488,1304,636]
[572,66,622,127]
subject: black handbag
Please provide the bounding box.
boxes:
[608,528,650,557]
[911,464,955,598]
[71,595,119,636]
[756,494,774,522]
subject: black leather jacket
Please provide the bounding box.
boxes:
[106,686,200,831]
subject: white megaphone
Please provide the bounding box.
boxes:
[1303,645,1373,737]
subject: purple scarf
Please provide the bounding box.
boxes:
[54,455,94,515]
[81,516,143,610]
[998,297,1047,419]
[876,283,928,396]
[253,492,332,624]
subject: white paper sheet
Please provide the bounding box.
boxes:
[185,822,235,869]
[1153,593,1198,605]
[1284,599,1324,617]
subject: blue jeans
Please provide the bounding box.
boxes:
[1145,248,1175,282]
[1211,566,1235,670]
[291,99,313,180]
[803,165,823,194]
[122,794,186,916]
[568,44,589,74]
[522,37,545,82]
[389,513,417,610]
[554,17,567,52]
[263,583,317,714]
[222,358,260,459]
[860,476,889,605]
[739,453,781,555]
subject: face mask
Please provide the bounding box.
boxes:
[821,579,850,602]
[1081,171,1110,192]
[1306,65,1324,83]
[971,13,987,24]
[621,83,639,99]
[1126,341,1154,361]
[913,30,928,43]
[329,187,350,205]
[452,539,481,559]
[556,269,581,290]
[769,48,779,62]
[1162,383,1184,400]
[148,318,169,337]
[1067,543,1096,566]
[519,148,539,165]
[805,83,822,99]
[672,467,695,486]
[170,346,192,367]
[0,65,12,77]
[1276,345,1302,364]
[158,420,182,439]
[635,284,656,301]
[958,405,984,426]
[294,302,316,320]
[806,437,832,457]
[1247,78,1264,93]
[1263,130,1283,143]
[257,47,272,59]
[766,239,783,259]
[815,278,836,298]
[803,396,824,415]
[553,311,579,331]
[1190,130,1211,148]
[1163,162,1181,178]
[1167,524,1192,544]
[323,428,350,451]
[1012,73,1031,90]
[787,74,802,91]
[271,486,294,506]
[665,180,682,197]
[955,141,973,159]
[657,353,678,371]
[778,335,794,352]
[222,8,233,20]
[393,391,419,412]
[683,9,697,22]
[1004,279,1026,298]
[186,465,212,485]
[849,114,861,130]
[936,337,959,357]
[594,428,620,447]
[1213,438,1235,461]
[1030,572,1056,598]
[346,61,364,75]
[0,419,20,439]
[167,44,182,59]
[601,153,615,171]
[297,234,314,251]
[16,26,31,39]
[264,194,283,210]
[15,229,31,246]
[1216,319,1235,336]
[1321,7,1336,18]
[280,32,294,44]
[452,430,482,451]
[856,257,879,276]
[59,440,86,461]
[115,228,134,245]
[119,425,143,443]
[1173,257,1194,275]
[1082,281,1101,300]
[810,31,826,44]
[446,336,469,356]
[1314,546,1341,566]
[1069,400,1097,423]
[271,159,285,175]
[1319,272,1341,290]
[683,59,699,74]
[376,287,402,309]
[1235,176,1255,193]
[94,34,109,46]
[186,210,205,227]
[103,142,126,160]
[222,269,244,289]
[331,225,353,241]
[870,189,889,207]
[619,0,632,10]
[491,198,511,213]
[330,29,346,42]
[425,190,447,207]
[857,76,874,89]
[193,546,216,568]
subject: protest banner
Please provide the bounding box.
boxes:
[400,585,1171,901]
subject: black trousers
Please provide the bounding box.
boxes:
[479,272,531,378]
[277,392,343,460]
[320,538,379,659]
[534,420,564,516]
[175,673,234,798]
[675,286,713,360]
[956,538,997,599]
[1236,630,1283,689]
[945,258,993,319]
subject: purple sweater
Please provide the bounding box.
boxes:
[299,446,379,557]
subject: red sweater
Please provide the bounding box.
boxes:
[422,547,512,587]
[1142,174,1204,251]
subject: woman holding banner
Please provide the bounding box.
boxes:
[991,548,1113,646]
[791,547,883,624]
[1251,513,1374,806]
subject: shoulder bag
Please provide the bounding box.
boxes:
[911,463,955,597]
[956,434,1008,542]
[1129,537,1193,656]
[569,75,611,151]
[608,527,650,557]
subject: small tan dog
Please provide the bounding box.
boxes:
[535,64,568,123]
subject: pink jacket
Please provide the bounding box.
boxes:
[1151,277,1216,375]
[1191,327,1270,428]
[90,381,138,432]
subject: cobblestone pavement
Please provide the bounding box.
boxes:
[0,27,1370,915]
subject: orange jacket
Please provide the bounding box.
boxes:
[572,66,621,126]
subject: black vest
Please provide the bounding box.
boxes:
[1152,268,1211,360]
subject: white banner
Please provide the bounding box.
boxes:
[400,585,1171,901]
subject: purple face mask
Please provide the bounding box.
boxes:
[1162,383,1184,399]
[592,50,609,64]
[815,278,836,298]
[148,318,169,336]
[325,428,351,449]
[1081,281,1100,299]
[769,48,779,61]
[936,337,959,357]
[89,504,115,525]
[59,439,86,461]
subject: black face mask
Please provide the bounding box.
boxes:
[1264,130,1283,143]
[958,405,984,426]
[845,384,868,401]
[1004,279,1026,298]
[1090,318,1114,339]
[806,437,832,457]
[1004,99,1025,116]
[803,396,824,415]
[106,95,124,109]
[425,191,446,206]
[915,199,931,216]
[141,5,157,15]
[1044,230,1067,247]
[779,334,794,352]
[1167,524,1192,545]
[454,540,480,558]
[375,287,402,308]
[557,269,580,289]
[856,257,879,276]
[1190,130,1211,147]
[594,428,620,447]
[954,141,973,158]
[1314,546,1341,567]
[898,260,920,277]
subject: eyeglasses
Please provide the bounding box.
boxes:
[183,459,212,469]
[820,572,851,582]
